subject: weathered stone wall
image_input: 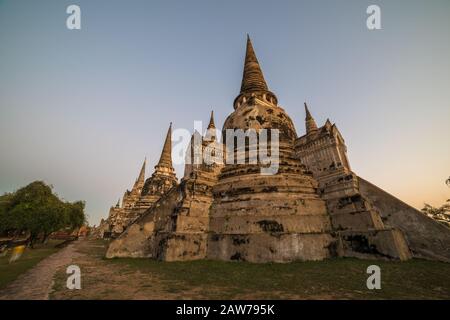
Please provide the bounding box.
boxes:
[339,229,411,260]
[295,121,412,261]
[208,233,336,263]
[106,166,218,261]
[106,187,180,258]
[161,168,218,261]
[358,177,450,262]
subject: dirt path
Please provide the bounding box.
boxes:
[0,239,203,300]
[0,239,338,299]
[49,240,326,299]
[0,243,80,300]
[50,239,197,299]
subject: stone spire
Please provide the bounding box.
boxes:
[156,123,173,169]
[137,158,146,184]
[207,110,215,129]
[240,35,269,94]
[304,102,318,134]
[141,122,177,196]
[132,158,146,191]
[115,198,120,208]
[205,110,217,142]
[234,35,278,109]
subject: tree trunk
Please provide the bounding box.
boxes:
[42,233,50,244]
[28,234,37,248]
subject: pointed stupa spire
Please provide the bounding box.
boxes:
[207,110,215,129]
[240,35,269,94]
[233,35,278,109]
[115,198,120,208]
[131,158,146,191]
[156,122,173,168]
[205,110,217,141]
[137,158,146,183]
[304,102,318,134]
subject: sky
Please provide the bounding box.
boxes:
[0,0,449,225]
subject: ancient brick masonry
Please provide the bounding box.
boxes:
[97,160,146,238]
[98,125,177,239]
[296,104,410,260]
[104,36,450,262]
[106,114,221,259]
[207,37,335,262]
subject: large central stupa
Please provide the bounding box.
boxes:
[207,36,335,261]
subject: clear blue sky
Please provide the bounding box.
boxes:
[1,0,449,225]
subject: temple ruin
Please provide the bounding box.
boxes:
[100,36,450,263]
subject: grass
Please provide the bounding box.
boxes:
[107,256,450,299]
[0,240,62,290]
[50,240,450,299]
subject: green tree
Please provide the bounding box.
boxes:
[0,192,14,234]
[64,200,86,231]
[422,200,450,228]
[0,181,87,247]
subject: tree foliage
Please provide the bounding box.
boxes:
[421,177,450,228]
[422,200,450,228]
[0,181,86,246]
